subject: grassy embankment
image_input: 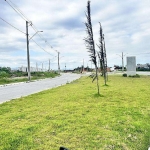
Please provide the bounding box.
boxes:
[0,71,59,85]
[0,75,150,149]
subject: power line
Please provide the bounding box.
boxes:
[0,18,54,57]
[5,0,59,55]
[31,39,54,56]
[8,0,30,22]
[31,25,55,51]
[0,17,26,35]
[5,0,28,22]
[5,0,58,53]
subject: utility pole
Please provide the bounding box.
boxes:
[87,63,88,72]
[58,52,60,72]
[49,59,50,71]
[42,63,43,72]
[65,63,66,72]
[26,21,43,80]
[116,52,128,72]
[36,62,38,72]
[83,59,84,73]
[122,52,124,72]
[26,21,31,81]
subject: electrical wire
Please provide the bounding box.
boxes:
[31,39,54,56]
[0,16,54,57]
[8,0,30,22]
[0,17,26,35]
[31,25,55,50]
[5,0,28,21]
[5,0,59,55]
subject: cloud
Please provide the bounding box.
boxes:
[0,0,150,69]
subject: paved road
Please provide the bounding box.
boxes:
[0,73,81,104]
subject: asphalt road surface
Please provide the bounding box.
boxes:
[0,73,81,104]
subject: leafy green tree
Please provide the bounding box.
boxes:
[0,67,11,74]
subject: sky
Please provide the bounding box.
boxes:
[0,0,150,70]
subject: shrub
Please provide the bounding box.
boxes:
[122,73,127,77]
[129,74,140,78]
[0,71,9,77]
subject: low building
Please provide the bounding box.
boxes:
[137,63,150,69]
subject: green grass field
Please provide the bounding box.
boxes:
[0,75,150,150]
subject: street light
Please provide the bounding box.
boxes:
[26,23,43,81]
[54,50,60,73]
[29,31,43,41]
[116,52,128,72]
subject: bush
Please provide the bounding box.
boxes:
[122,73,127,77]
[129,74,140,78]
[0,71,9,77]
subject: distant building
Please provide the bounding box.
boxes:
[18,66,47,72]
[137,63,150,69]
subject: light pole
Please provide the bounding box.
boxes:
[49,56,57,71]
[116,52,128,72]
[58,51,60,72]
[29,31,43,40]
[36,62,38,72]
[65,63,66,72]
[55,50,60,73]
[26,21,43,81]
[83,59,84,73]
[49,59,50,71]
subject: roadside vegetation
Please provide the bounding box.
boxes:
[0,75,150,149]
[0,67,59,85]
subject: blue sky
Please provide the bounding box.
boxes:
[0,0,150,70]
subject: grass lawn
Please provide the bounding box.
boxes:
[0,75,150,150]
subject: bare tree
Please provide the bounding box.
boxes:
[103,34,108,82]
[84,1,100,95]
[97,23,108,85]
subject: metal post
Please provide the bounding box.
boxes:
[26,21,31,81]
[122,52,124,72]
[58,52,60,72]
[65,63,66,72]
[36,62,38,72]
[49,59,50,71]
[83,59,84,72]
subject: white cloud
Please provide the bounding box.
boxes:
[0,0,150,69]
